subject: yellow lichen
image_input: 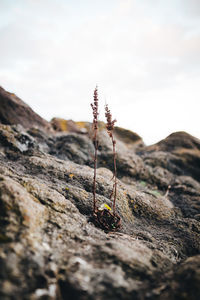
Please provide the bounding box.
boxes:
[75,122,87,129]
[59,119,68,131]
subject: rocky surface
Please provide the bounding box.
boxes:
[0,88,200,299]
[0,86,51,130]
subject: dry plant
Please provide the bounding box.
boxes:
[90,86,99,214]
[90,87,121,231]
[105,104,117,215]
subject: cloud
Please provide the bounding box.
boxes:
[181,0,200,17]
[0,0,200,144]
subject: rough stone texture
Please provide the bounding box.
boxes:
[0,92,200,299]
[51,118,89,134]
[0,86,51,130]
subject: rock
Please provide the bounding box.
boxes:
[145,131,200,182]
[0,89,200,299]
[114,126,144,148]
[0,86,51,131]
[51,118,88,134]
[153,255,200,300]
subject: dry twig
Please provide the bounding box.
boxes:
[105,104,117,215]
[90,86,99,214]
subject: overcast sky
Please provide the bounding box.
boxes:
[0,0,200,144]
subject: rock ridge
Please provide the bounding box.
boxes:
[0,87,199,299]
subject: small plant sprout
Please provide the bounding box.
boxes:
[90,87,121,231]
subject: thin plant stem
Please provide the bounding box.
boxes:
[112,135,117,215]
[105,104,117,215]
[91,87,99,214]
[93,128,98,213]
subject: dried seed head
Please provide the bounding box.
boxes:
[105,104,117,137]
[91,86,99,214]
[91,87,99,130]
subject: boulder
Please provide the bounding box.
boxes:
[0,86,51,130]
[0,88,199,300]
